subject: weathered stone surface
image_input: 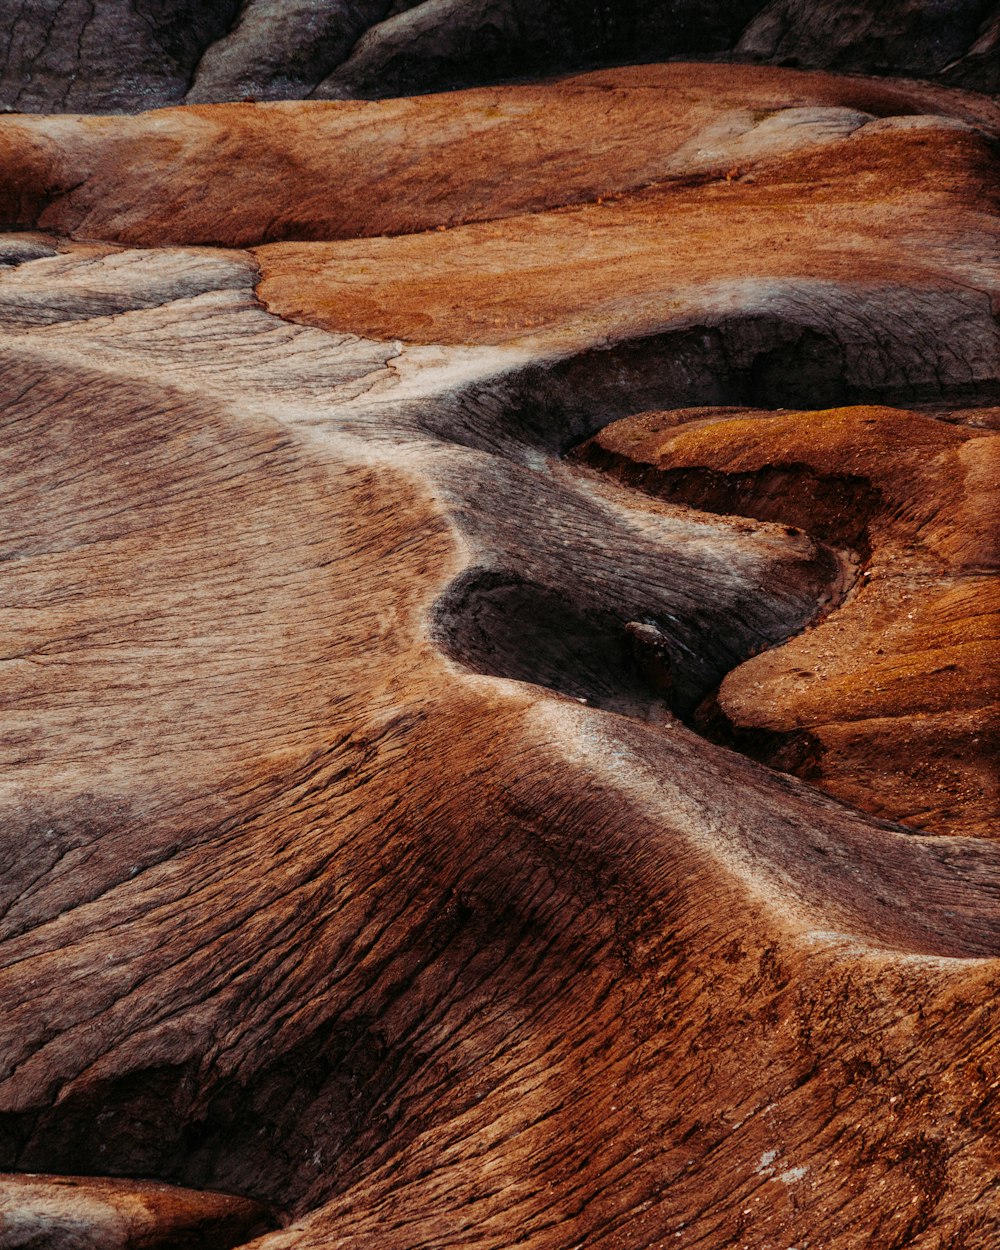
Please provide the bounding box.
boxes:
[579,404,999,837]
[4,64,994,249]
[736,0,999,91]
[0,55,998,1250]
[0,1,996,112]
[0,0,241,113]
[0,1173,275,1249]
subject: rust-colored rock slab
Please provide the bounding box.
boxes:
[253,113,999,360]
[1,64,996,248]
[579,405,1000,837]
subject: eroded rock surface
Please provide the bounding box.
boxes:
[4,64,995,249]
[579,405,1000,837]
[0,1173,275,1249]
[736,0,999,85]
[1,0,996,112]
[0,56,998,1250]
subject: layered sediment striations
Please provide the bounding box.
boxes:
[0,50,998,1250]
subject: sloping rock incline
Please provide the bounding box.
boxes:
[0,62,998,1250]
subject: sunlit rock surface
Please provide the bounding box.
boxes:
[0,53,998,1250]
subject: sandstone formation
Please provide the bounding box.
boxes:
[578,404,1000,838]
[4,63,996,250]
[0,0,996,113]
[0,1173,275,1248]
[0,51,998,1250]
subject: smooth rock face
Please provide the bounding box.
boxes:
[186,0,397,105]
[7,63,995,249]
[0,51,998,1250]
[0,1173,276,1249]
[0,0,996,112]
[252,111,1000,376]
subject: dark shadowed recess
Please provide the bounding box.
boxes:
[577,455,881,557]
[0,0,242,112]
[422,311,989,718]
[571,447,886,771]
[410,315,1000,462]
[432,540,845,727]
[313,0,766,100]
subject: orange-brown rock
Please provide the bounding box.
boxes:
[1,64,997,249]
[251,102,1000,363]
[4,65,995,416]
[578,405,1000,837]
[0,58,998,1250]
[0,1173,275,1248]
[3,286,1000,1250]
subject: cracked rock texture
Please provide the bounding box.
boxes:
[0,0,997,112]
[0,48,998,1250]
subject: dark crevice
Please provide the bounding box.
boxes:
[564,446,881,772]
[432,551,851,726]
[409,315,1000,463]
[427,320,901,774]
[176,0,248,98]
[575,450,882,557]
[694,700,826,780]
[434,570,678,718]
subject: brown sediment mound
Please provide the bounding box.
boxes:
[578,405,1000,837]
[0,63,996,249]
[0,61,998,1250]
